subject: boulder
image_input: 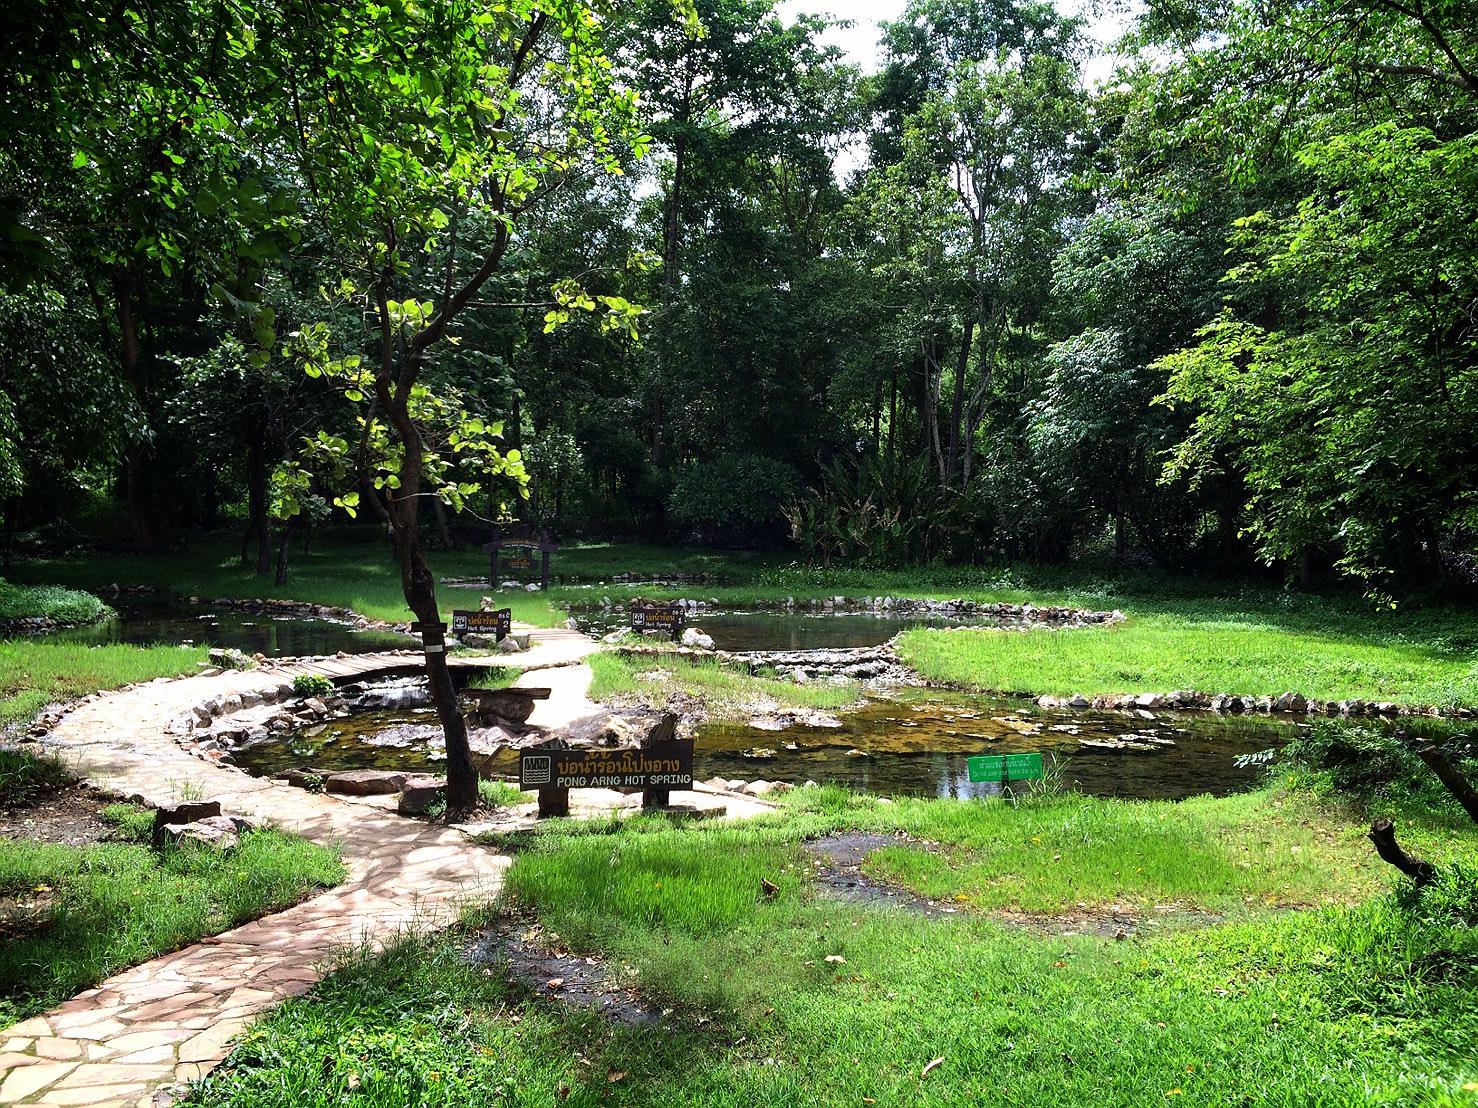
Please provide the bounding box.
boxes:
[742,780,790,797]
[159,814,250,851]
[280,768,328,790]
[680,627,715,650]
[152,801,222,846]
[398,776,447,815]
[303,697,329,715]
[324,769,412,796]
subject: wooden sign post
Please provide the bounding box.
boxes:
[483,524,557,590]
[450,608,511,642]
[520,734,694,818]
[631,599,685,641]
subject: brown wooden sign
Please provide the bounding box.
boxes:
[484,525,557,590]
[519,741,694,791]
[451,608,511,641]
[631,600,684,640]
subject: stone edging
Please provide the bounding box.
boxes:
[1030,689,1472,719]
[590,594,1123,627]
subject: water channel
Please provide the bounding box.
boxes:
[47,596,410,656]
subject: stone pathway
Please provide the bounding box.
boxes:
[0,628,596,1107]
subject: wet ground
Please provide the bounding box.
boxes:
[232,685,1301,801]
[48,596,410,656]
[465,917,666,1027]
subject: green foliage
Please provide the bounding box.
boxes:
[292,674,334,699]
[784,457,989,567]
[0,828,343,1023]
[1160,126,1478,586]
[668,455,800,539]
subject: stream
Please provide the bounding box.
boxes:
[47,596,410,656]
[229,685,1301,801]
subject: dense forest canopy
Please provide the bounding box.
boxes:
[2,0,1476,596]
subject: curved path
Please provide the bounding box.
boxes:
[0,628,597,1108]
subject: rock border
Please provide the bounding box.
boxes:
[1031,689,1473,720]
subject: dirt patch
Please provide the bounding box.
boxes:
[464,915,668,1027]
[990,904,1223,939]
[0,781,119,846]
[804,833,1224,937]
[803,832,965,918]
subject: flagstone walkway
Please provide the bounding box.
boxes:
[0,628,597,1107]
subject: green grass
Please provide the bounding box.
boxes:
[467,667,519,690]
[478,779,533,808]
[185,786,1478,1108]
[897,611,1478,708]
[0,747,72,807]
[588,652,860,718]
[0,579,106,625]
[0,827,345,1024]
[0,639,206,725]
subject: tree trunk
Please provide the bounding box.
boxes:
[275,526,291,585]
[946,320,973,483]
[114,276,157,552]
[1415,744,1478,824]
[431,496,454,549]
[1368,818,1437,887]
[396,523,477,810]
[246,438,271,576]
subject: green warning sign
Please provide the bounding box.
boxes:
[967,752,1044,783]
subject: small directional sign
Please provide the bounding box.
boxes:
[967,752,1044,783]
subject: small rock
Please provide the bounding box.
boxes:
[1274,691,1307,713]
[152,801,221,846]
[303,697,329,715]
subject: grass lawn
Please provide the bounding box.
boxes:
[0,580,106,625]
[0,640,206,726]
[0,752,345,1024]
[897,610,1478,708]
[184,783,1478,1108]
[588,652,860,718]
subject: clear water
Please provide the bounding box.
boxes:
[695,688,1297,801]
[574,609,981,651]
[49,597,410,657]
[232,688,1304,801]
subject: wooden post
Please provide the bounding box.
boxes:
[641,713,679,811]
[538,783,570,818]
[488,545,499,587]
[540,547,551,590]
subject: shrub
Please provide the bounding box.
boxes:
[1278,718,1478,806]
[292,673,334,698]
[668,455,800,544]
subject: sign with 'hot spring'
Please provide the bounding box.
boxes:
[519,742,694,790]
